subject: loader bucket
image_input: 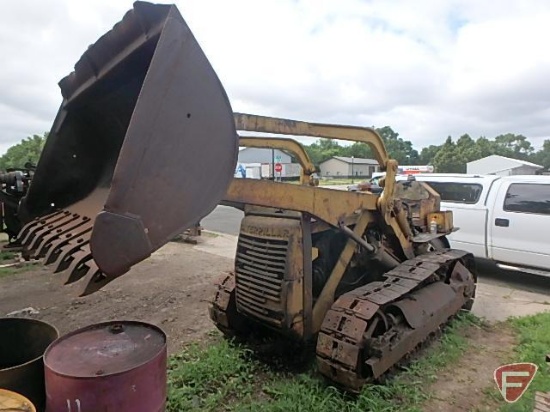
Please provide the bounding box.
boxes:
[17,1,237,295]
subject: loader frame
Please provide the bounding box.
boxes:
[223,113,420,338]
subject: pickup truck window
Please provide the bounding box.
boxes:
[503,183,550,215]
[423,182,483,204]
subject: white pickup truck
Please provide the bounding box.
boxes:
[407,174,550,277]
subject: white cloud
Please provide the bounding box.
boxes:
[0,0,549,157]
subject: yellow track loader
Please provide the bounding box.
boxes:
[14,1,476,393]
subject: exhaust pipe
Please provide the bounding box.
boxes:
[17,2,238,295]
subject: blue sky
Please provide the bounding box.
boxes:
[1,0,549,154]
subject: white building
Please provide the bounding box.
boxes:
[238,148,291,164]
[467,155,543,176]
[236,147,300,179]
[319,156,379,178]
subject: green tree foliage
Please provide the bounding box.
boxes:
[303,126,419,169]
[0,134,47,171]
[305,138,342,166]
[375,126,419,164]
[532,140,550,169]
[433,137,465,173]
[431,133,547,173]
[419,144,441,165]
[494,133,534,159]
[302,125,550,174]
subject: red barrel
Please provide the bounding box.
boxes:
[44,321,167,412]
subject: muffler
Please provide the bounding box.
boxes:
[17,1,237,295]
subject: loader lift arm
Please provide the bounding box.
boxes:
[237,136,317,186]
[18,112,412,297]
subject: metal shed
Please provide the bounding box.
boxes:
[466,155,543,176]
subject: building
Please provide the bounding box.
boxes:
[319,156,380,178]
[236,147,300,179]
[467,155,543,176]
[238,147,292,164]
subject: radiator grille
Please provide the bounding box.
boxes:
[235,234,288,325]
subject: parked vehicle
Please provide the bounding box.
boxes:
[347,180,383,194]
[402,174,550,277]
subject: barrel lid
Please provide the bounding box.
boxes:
[44,321,166,378]
[0,388,36,412]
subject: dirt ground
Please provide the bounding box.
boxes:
[0,235,528,411]
[0,239,233,354]
[422,324,517,412]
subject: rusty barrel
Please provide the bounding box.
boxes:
[44,320,167,412]
[0,318,58,412]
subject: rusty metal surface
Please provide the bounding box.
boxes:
[225,179,378,227]
[44,320,167,412]
[365,282,464,378]
[315,249,476,392]
[234,215,304,335]
[234,113,389,167]
[232,112,418,260]
[0,388,36,412]
[311,211,373,333]
[209,272,255,338]
[17,2,237,295]
[0,318,59,412]
[395,180,441,230]
[209,272,237,331]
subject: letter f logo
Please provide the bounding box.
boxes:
[494,363,538,403]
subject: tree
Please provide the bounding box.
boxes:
[474,136,499,159]
[0,133,47,171]
[341,142,373,159]
[493,133,533,159]
[375,126,419,165]
[532,139,550,169]
[304,138,343,167]
[455,134,481,164]
[419,145,441,165]
[433,136,465,173]
[303,126,546,174]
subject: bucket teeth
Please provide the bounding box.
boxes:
[26,213,80,253]
[17,210,64,242]
[77,260,108,297]
[60,245,94,285]
[32,216,91,259]
[51,232,92,274]
[20,210,99,292]
[20,211,70,246]
[44,226,92,265]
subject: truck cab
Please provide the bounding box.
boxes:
[401,174,550,276]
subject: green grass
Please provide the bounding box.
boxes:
[0,249,38,278]
[0,264,40,278]
[494,312,550,412]
[0,249,17,261]
[167,312,481,412]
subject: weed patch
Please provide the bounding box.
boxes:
[497,312,550,411]
[167,312,480,411]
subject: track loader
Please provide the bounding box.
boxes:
[12,2,477,393]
